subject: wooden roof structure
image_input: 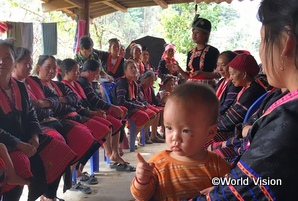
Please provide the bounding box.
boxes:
[40,0,237,19]
[40,0,244,34]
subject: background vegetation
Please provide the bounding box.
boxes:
[0,0,262,66]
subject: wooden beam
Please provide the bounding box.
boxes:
[85,0,90,35]
[153,0,168,9]
[64,0,84,8]
[42,0,76,12]
[102,1,127,12]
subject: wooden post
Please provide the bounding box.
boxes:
[78,0,90,36]
[84,0,90,36]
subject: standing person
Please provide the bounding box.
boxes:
[177,16,220,87]
[215,51,242,115]
[131,83,230,201]
[187,0,298,200]
[100,38,125,80]
[0,40,76,201]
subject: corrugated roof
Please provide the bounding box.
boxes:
[40,0,238,19]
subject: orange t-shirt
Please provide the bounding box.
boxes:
[131,150,230,201]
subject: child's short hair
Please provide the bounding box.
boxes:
[79,36,94,50]
[123,59,135,71]
[168,82,219,125]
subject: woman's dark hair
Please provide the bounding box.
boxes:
[79,35,94,50]
[108,38,120,47]
[258,0,298,68]
[33,55,56,75]
[220,51,237,63]
[15,47,31,62]
[82,59,100,72]
[59,58,78,80]
[123,59,135,71]
[0,39,16,61]
[141,70,156,84]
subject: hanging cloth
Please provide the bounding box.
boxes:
[74,20,86,54]
[7,22,33,52]
[42,23,57,55]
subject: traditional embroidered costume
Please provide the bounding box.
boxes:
[0,78,76,200]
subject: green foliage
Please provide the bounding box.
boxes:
[159,3,239,54]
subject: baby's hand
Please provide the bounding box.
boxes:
[200,186,215,195]
[135,153,155,186]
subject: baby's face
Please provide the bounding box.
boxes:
[164,97,215,161]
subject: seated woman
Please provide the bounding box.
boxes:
[74,60,136,171]
[209,87,285,166]
[206,53,267,161]
[139,70,165,142]
[35,56,114,181]
[1,40,76,201]
[99,38,125,80]
[130,44,146,79]
[12,49,98,195]
[142,47,153,72]
[60,58,133,170]
[215,51,242,115]
[157,44,180,82]
[112,60,158,145]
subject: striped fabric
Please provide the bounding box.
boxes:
[131,150,230,201]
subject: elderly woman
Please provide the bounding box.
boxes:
[187,0,298,200]
[206,53,267,161]
[0,40,76,201]
[157,44,180,82]
[215,51,242,115]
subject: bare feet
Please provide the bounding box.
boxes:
[105,149,112,159]
[109,151,127,165]
[7,174,30,185]
[40,195,58,201]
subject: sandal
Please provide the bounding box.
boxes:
[77,172,98,185]
[40,195,65,201]
[69,182,92,194]
[115,164,136,172]
[109,162,120,169]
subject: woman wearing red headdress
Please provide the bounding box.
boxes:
[157,44,180,82]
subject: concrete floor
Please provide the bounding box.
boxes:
[20,142,167,201]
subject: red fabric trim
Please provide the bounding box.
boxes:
[62,80,87,100]
[0,78,22,114]
[216,79,230,100]
[107,54,122,74]
[26,77,45,99]
[49,80,63,97]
